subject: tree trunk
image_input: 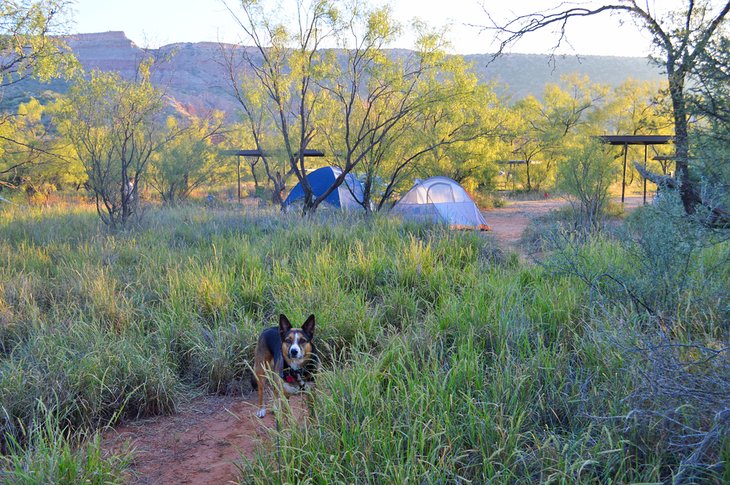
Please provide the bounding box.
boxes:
[250,161,259,191]
[272,171,285,206]
[667,73,700,214]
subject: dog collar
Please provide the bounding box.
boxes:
[282,367,307,388]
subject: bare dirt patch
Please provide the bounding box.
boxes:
[484,195,645,256]
[102,394,305,485]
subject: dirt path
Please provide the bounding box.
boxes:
[484,196,645,255]
[102,394,305,485]
[485,197,569,251]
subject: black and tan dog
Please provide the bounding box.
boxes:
[253,314,319,418]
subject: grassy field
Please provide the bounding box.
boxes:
[0,201,727,483]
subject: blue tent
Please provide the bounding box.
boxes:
[283,166,366,210]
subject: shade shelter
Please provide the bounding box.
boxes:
[220,149,325,203]
[599,135,673,205]
[498,160,542,192]
[283,166,366,211]
[391,176,490,230]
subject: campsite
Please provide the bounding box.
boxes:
[1,1,729,484]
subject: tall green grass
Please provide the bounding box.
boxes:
[1,202,726,483]
[0,206,502,450]
[241,331,650,483]
[1,410,130,484]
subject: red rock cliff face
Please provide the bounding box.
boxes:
[8,31,661,120]
[64,32,239,118]
[66,31,142,73]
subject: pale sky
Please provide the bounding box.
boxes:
[70,0,664,57]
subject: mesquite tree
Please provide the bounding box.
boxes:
[58,60,169,228]
[485,0,730,220]
[0,0,77,187]
[222,0,338,213]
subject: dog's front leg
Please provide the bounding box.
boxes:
[255,363,268,418]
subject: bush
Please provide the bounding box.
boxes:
[537,189,730,480]
[556,139,620,232]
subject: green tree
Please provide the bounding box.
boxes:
[601,79,674,190]
[557,138,620,231]
[319,9,501,210]
[149,113,225,205]
[509,96,549,191]
[0,0,75,89]
[0,98,85,196]
[222,0,338,213]
[486,0,730,218]
[508,75,607,192]
[221,62,293,205]
[0,0,77,190]
[688,30,730,208]
[414,79,507,194]
[58,61,168,227]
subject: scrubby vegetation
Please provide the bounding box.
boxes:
[1,198,727,483]
[0,2,728,482]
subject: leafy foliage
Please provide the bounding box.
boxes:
[557,138,620,231]
[0,0,77,88]
[57,60,166,227]
[149,113,226,205]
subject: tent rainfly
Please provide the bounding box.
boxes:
[391,176,490,230]
[283,166,366,211]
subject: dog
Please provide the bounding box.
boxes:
[253,313,319,418]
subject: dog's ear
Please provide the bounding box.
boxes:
[279,314,292,337]
[302,314,315,338]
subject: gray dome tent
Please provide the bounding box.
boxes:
[391,176,490,230]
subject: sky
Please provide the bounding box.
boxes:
[70,0,661,57]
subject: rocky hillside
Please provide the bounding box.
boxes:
[2,31,664,117]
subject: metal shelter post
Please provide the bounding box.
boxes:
[621,142,628,205]
[643,145,648,205]
[237,155,241,203]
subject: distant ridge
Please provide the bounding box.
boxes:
[465,53,664,100]
[2,32,664,117]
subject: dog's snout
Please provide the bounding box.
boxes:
[290,347,299,357]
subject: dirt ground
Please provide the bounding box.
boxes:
[102,393,307,484]
[485,195,645,254]
[100,195,647,484]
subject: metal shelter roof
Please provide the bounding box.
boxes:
[219,149,325,157]
[598,135,674,205]
[599,135,673,145]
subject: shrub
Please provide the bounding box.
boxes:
[538,189,730,480]
[556,139,620,232]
